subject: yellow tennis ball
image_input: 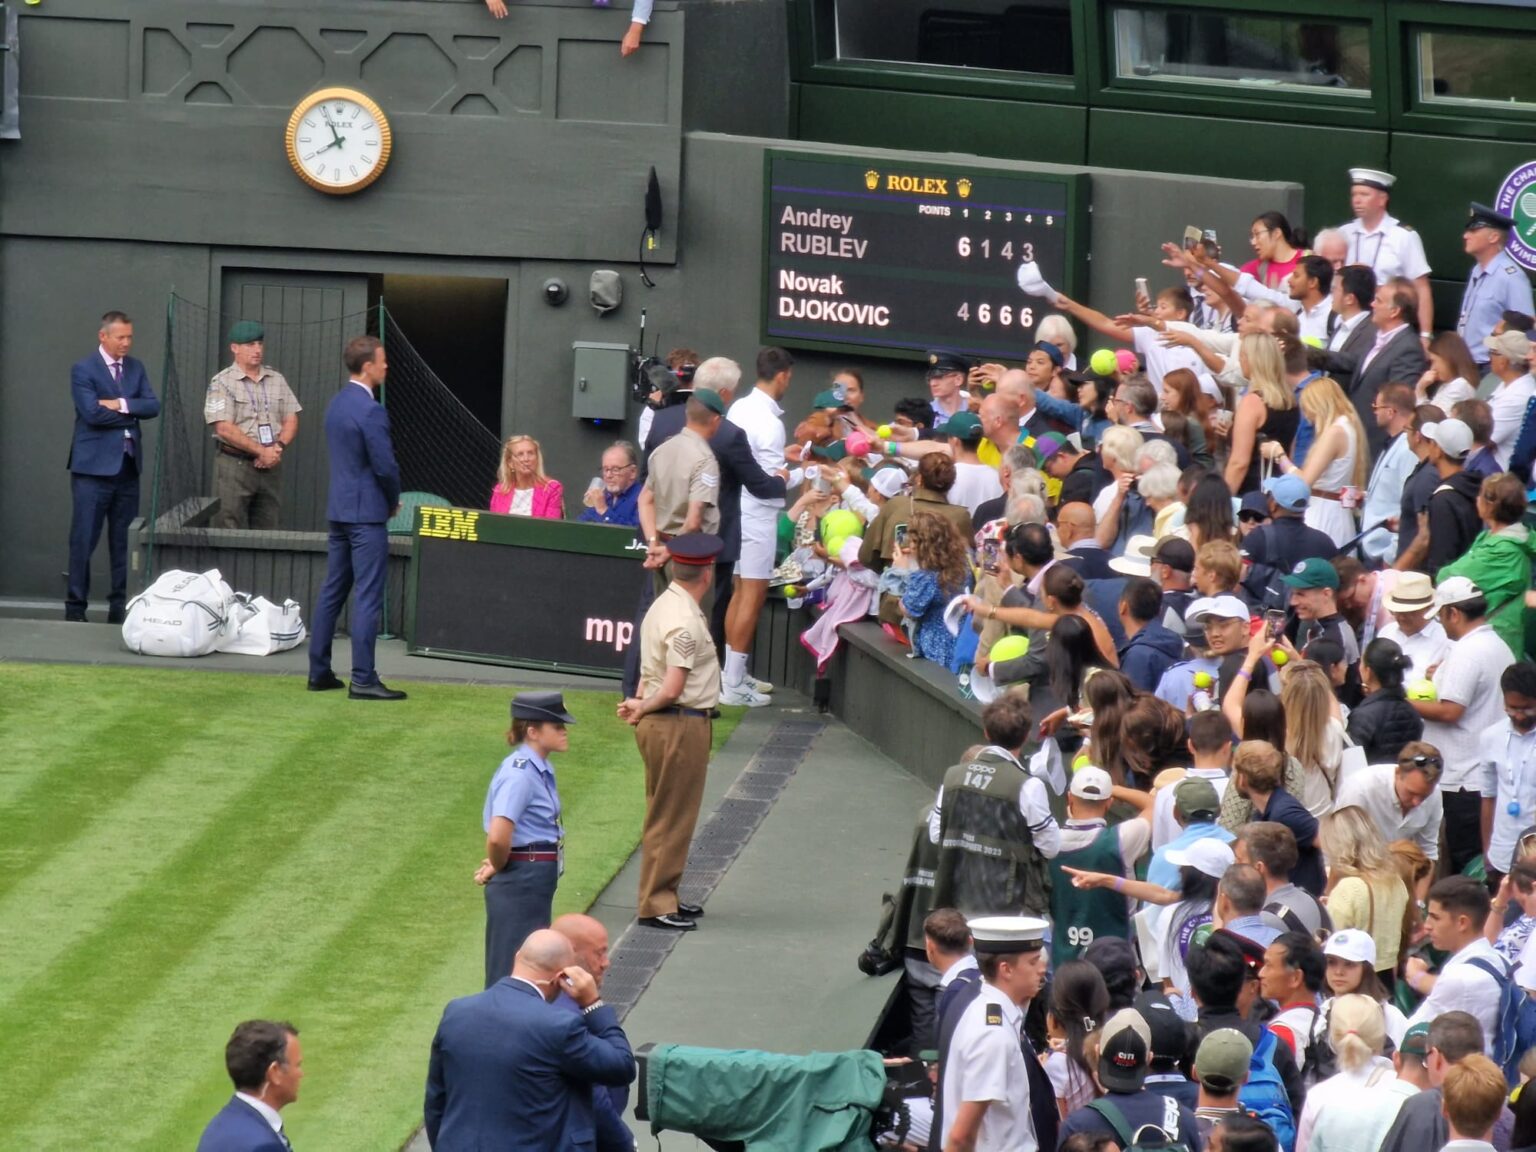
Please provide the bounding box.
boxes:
[1193,671,1214,690]
[1073,754,1091,772]
[1407,679,1438,702]
[1090,349,1118,376]
[783,585,800,598]
[1271,649,1289,667]
[876,424,893,439]
[990,635,1030,664]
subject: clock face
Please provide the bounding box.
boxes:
[285,88,392,195]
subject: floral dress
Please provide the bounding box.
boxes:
[901,568,967,666]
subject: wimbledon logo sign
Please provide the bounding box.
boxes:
[1496,161,1536,273]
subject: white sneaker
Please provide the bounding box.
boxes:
[1015,260,1061,304]
[749,677,774,694]
[720,681,772,707]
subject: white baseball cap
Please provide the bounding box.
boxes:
[1433,575,1483,611]
[1070,766,1114,801]
[1323,928,1377,967]
[1420,419,1473,461]
[1186,595,1249,625]
[870,468,909,499]
[1164,837,1235,880]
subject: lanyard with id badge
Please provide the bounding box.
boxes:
[244,376,275,447]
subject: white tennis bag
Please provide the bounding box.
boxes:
[217,594,306,656]
[121,568,233,657]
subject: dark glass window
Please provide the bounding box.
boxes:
[831,0,1074,76]
[1112,7,1370,93]
[1416,27,1536,110]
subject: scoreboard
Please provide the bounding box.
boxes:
[762,150,1089,360]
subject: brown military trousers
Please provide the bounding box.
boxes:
[635,712,712,918]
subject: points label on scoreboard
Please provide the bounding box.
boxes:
[763,152,1085,359]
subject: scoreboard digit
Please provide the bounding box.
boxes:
[762,150,1088,360]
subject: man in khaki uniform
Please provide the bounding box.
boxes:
[638,392,722,596]
[203,320,301,529]
[618,532,722,931]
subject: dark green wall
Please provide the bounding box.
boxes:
[0,1,1301,602]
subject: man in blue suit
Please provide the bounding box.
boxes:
[425,928,636,1151]
[307,335,405,700]
[66,310,160,622]
[553,913,637,1151]
[196,1019,303,1152]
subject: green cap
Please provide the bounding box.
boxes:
[1175,777,1221,819]
[945,411,984,443]
[692,389,727,416]
[812,389,850,410]
[1195,1028,1253,1092]
[1282,557,1340,591]
[228,320,265,344]
[1400,1021,1431,1058]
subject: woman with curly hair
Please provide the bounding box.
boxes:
[898,510,972,666]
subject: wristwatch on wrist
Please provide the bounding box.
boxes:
[581,998,605,1015]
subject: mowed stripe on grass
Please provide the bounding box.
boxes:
[0,663,730,1151]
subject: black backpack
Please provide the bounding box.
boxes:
[1299,1005,1339,1088]
[1087,1095,1193,1152]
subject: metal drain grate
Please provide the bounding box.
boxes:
[603,716,826,1020]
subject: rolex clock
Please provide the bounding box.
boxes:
[285,87,392,195]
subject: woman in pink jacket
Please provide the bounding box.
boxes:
[490,434,564,518]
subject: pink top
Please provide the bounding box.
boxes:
[490,479,564,518]
[1241,251,1304,290]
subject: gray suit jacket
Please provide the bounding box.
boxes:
[1341,325,1428,456]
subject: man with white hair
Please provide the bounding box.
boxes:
[973,441,1034,531]
[1312,228,1349,272]
[1092,425,1150,557]
[1036,314,1078,370]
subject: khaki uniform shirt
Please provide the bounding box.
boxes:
[639,582,720,709]
[204,364,302,443]
[645,426,719,536]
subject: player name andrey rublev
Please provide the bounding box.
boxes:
[775,207,890,325]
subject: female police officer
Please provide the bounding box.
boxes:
[474,691,577,988]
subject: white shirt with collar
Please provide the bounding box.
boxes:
[1488,373,1536,469]
[234,1092,285,1138]
[939,952,979,990]
[1338,215,1432,282]
[727,386,788,512]
[1335,762,1442,862]
[1406,936,1505,1055]
[943,984,1037,1152]
[1374,619,1448,679]
[1478,719,1536,872]
[1329,309,1370,353]
[1424,623,1517,789]
[1232,275,1336,343]
[98,346,134,442]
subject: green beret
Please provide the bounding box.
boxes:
[228,320,265,344]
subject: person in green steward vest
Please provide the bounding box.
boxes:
[1050,766,1151,966]
[929,694,1062,926]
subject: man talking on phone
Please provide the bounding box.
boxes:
[425,929,635,1150]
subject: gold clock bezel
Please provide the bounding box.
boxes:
[284,87,393,196]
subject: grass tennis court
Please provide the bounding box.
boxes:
[0,662,739,1151]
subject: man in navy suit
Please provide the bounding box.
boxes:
[196,1019,303,1152]
[66,310,160,622]
[307,335,406,700]
[553,913,636,1151]
[424,928,636,1151]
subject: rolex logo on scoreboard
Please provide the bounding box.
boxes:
[864,169,880,191]
[957,179,972,199]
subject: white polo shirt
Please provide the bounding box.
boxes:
[1132,326,1212,395]
[1334,762,1442,862]
[1337,215,1432,283]
[943,986,1038,1152]
[1406,937,1505,1054]
[1487,373,1535,469]
[1478,720,1536,872]
[1423,624,1517,790]
[726,386,788,515]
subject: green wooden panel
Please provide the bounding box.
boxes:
[795,85,1089,165]
[1087,108,1386,232]
[1387,132,1536,290]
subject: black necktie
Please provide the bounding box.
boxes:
[278,1128,293,1151]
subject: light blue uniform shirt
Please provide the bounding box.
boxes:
[1147,823,1235,890]
[1459,249,1535,365]
[483,744,562,846]
[1154,657,1220,713]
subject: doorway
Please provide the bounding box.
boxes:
[373,274,509,432]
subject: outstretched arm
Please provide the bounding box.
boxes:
[1055,293,1134,344]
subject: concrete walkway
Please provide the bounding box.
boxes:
[0,617,933,1152]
